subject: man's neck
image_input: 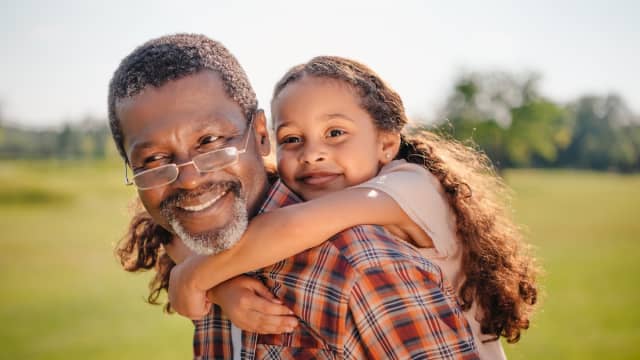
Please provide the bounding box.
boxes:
[247,165,278,219]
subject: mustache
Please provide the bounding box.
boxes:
[159,180,242,213]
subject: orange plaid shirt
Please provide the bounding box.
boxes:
[193,179,479,359]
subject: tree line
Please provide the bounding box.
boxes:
[428,71,640,172]
[0,116,115,160]
[1,70,639,171]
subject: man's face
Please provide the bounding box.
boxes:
[116,71,271,254]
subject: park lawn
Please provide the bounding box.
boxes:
[503,170,640,359]
[0,161,638,359]
[0,160,192,360]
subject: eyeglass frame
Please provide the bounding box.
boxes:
[124,112,256,191]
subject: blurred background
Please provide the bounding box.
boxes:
[1,0,638,359]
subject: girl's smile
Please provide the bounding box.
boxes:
[297,171,342,186]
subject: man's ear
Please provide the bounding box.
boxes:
[253,109,271,156]
[378,131,401,165]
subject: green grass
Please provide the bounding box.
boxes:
[0,160,192,359]
[1,161,638,359]
[503,170,640,359]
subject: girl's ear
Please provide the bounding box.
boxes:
[253,109,271,156]
[377,131,401,165]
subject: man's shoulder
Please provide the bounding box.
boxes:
[325,224,444,282]
[260,180,444,283]
[259,178,301,214]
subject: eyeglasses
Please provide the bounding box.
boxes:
[124,114,255,190]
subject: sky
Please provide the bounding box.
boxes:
[1,0,638,127]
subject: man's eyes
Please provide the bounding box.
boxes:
[133,154,169,172]
[199,134,221,145]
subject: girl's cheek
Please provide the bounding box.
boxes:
[276,154,292,174]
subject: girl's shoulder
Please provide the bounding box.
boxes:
[371,160,442,194]
[378,159,429,177]
[355,159,460,258]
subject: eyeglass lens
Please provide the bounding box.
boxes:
[133,147,240,189]
[129,113,253,190]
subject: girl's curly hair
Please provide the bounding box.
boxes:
[115,200,175,313]
[273,56,539,343]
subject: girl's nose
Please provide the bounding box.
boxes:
[301,142,327,164]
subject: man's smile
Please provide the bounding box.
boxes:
[161,181,242,224]
[159,179,247,250]
[177,190,229,212]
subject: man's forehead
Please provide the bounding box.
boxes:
[116,71,216,106]
[117,73,245,127]
[119,100,247,157]
[123,110,244,145]
[123,116,246,163]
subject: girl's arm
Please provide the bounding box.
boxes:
[185,187,423,292]
[165,235,299,332]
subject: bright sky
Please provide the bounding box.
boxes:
[1,0,638,127]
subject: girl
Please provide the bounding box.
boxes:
[169,56,539,358]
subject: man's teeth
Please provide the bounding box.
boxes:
[179,191,227,212]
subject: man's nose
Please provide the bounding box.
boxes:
[300,141,327,164]
[173,158,206,190]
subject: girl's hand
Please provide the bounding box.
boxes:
[207,276,299,334]
[168,255,211,319]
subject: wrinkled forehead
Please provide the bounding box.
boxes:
[116,72,248,155]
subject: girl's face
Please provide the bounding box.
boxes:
[272,76,391,200]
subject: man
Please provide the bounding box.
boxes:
[108,33,479,359]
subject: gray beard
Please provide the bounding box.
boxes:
[166,192,248,255]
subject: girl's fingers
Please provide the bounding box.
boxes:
[208,275,298,334]
[236,311,298,334]
[231,289,298,333]
[243,292,294,316]
[252,283,283,304]
[243,277,282,303]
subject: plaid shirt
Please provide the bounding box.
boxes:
[193,180,479,359]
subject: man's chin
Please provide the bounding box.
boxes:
[169,198,248,255]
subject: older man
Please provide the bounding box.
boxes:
[108,33,478,359]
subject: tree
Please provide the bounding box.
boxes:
[56,123,83,159]
[558,94,639,171]
[436,71,572,168]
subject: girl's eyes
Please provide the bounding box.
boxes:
[327,129,346,138]
[280,135,302,144]
[279,129,346,145]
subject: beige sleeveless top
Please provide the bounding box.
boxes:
[355,160,506,360]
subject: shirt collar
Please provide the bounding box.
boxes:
[258,178,303,214]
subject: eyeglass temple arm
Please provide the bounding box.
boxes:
[238,113,256,155]
[124,162,134,185]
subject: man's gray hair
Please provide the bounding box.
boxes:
[107,33,258,160]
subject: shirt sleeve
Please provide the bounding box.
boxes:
[345,261,479,360]
[353,160,459,258]
[192,305,234,359]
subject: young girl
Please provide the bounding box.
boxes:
[168,56,538,358]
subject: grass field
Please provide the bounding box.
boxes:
[0,160,638,359]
